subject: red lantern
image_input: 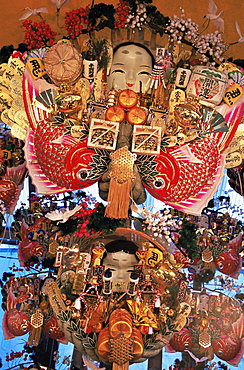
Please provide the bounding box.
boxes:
[212,332,242,361]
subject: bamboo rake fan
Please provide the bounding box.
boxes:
[43,43,82,86]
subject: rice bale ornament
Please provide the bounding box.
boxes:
[46,228,191,368]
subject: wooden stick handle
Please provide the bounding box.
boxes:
[112,361,130,370]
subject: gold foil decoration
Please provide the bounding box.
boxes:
[48,240,59,256]
[28,326,42,347]
[202,247,213,263]
[225,151,242,168]
[169,89,185,112]
[109,336,133,365]
[0,91,12,112]
[11,124,27,140]
[28,311,44,347]
[126,300,159,329]
[145,247,163,267]
[218,62,239,73]
[174,98,202,128]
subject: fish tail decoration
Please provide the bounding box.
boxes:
[164,153,226,216]
[2,311,15,339]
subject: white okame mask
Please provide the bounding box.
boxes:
[107,43,153,93]
[103,251,138,292]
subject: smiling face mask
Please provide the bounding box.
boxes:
[107,43,153,93]
[103,251,138,291]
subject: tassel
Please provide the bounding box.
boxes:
[105,146,135,219]
[105,178,132,219]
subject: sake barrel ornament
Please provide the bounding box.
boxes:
[43,43,82,86]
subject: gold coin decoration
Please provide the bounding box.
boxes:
[0,92,12,113]
[11,124,27,140]
[1,109,14,127]
[14,110,29,127]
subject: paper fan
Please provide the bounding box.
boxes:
[33,88,58,112]
[228,70,244,85]
[27,47,48,60]
[202,106,228,133]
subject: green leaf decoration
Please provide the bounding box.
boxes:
[83,343,93,349]
[88,337,96,347]
[88,202,124,233]
[136,154,158,187]
[89,148,110,180]
[74,332,87,340]
[176,220,198,261]
[71,320,79,332]
[57,310,71,322]
[160,136,172,151]
[88,4,115,31]
[51,112,66,125]
[146,5,170,36]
